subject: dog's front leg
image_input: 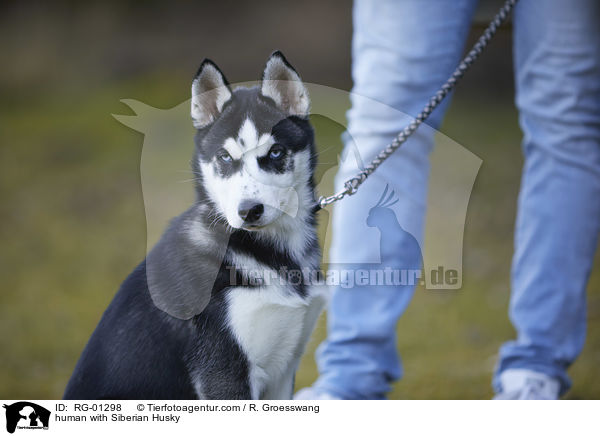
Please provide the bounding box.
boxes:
[193,371,253,400]
[261,365,296,400]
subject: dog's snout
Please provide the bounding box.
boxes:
[238,200,264,224]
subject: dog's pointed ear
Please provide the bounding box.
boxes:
[260,51,310,117]
[191,59,233,129]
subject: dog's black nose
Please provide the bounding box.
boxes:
[238,200,264,224]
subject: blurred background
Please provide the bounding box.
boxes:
[0,0,598,399]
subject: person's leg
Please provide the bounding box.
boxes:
[309,0,479,400]
[494,0,600,397]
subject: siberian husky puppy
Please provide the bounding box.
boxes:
[64,51,327,400]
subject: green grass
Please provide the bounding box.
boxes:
[1,74,598,399]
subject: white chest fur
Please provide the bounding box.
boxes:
[226,283,327,399]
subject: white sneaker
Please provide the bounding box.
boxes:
[494,369,560,400]
[294,387,342,400]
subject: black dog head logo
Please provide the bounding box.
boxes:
[3,402,50,434]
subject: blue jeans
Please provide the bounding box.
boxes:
[314,0,600,399]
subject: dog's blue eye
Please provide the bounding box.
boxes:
[218,150,233,163]
[268,145,284,160]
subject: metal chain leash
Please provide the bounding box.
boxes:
[317,0,519,209]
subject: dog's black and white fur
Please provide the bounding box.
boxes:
[64,52,327,400]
